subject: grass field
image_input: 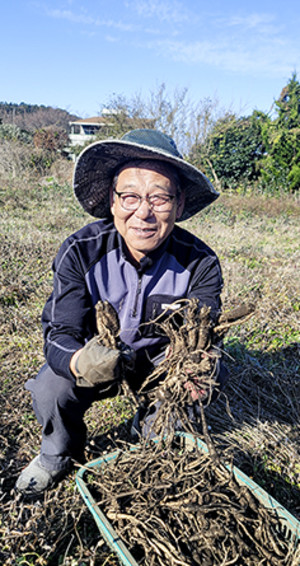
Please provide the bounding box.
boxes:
[0,160,299,565]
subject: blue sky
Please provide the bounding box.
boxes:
[2,0,300,119]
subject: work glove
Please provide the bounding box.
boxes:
[75,336,122,387]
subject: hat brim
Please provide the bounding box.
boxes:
[73,139,219,221]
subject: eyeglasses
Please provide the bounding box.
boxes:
[114,191,176,212]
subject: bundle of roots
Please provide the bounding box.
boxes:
[89,299,299,565]
[96,298,254,436]
[89,437,298,565]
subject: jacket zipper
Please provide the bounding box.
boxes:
[132,275,142,317]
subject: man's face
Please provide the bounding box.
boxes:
[110,163,185,262]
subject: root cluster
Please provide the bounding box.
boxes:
[87,299,299,565]
[89,437,298,565]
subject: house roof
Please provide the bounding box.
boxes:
[69,116,110,125]
[69,115,156,129]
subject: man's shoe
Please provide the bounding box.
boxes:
[15,455,70,497]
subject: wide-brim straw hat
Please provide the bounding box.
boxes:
[73,129,219,221]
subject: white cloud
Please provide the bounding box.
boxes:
[214,12,286,42]
[46,8,134,31]
[105,35,120,43]
[43,4,299,78]
[124,0,191,23]
[136,7,299,77]
[148,36,299,77]
[221,13,277,30]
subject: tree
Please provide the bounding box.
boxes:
[0,123,32,144]
[33,126,68,153]
[190,112,268,189]
[260,73,300,191]
[97,84,223,158]
[95,93,155,141]
[275,72,300,130]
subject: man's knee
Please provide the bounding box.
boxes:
[25,363,119,413]
[25,363,99,423]
[25,364,75,403]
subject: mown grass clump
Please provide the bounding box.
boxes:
[0,163,299,565]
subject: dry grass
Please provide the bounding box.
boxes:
[0,164,299,565]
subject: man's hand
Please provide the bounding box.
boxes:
[184,375,207,401]
[183,349,220,402]
[71,336,121,388]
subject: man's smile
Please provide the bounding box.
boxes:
[130,226,157,236]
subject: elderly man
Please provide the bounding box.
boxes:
[16,129,227,496]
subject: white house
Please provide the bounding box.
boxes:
[68,116,111,147]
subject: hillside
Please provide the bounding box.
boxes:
[0,102,80,133]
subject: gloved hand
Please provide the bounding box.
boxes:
[75,336,122,388]
[118,341,136,372]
